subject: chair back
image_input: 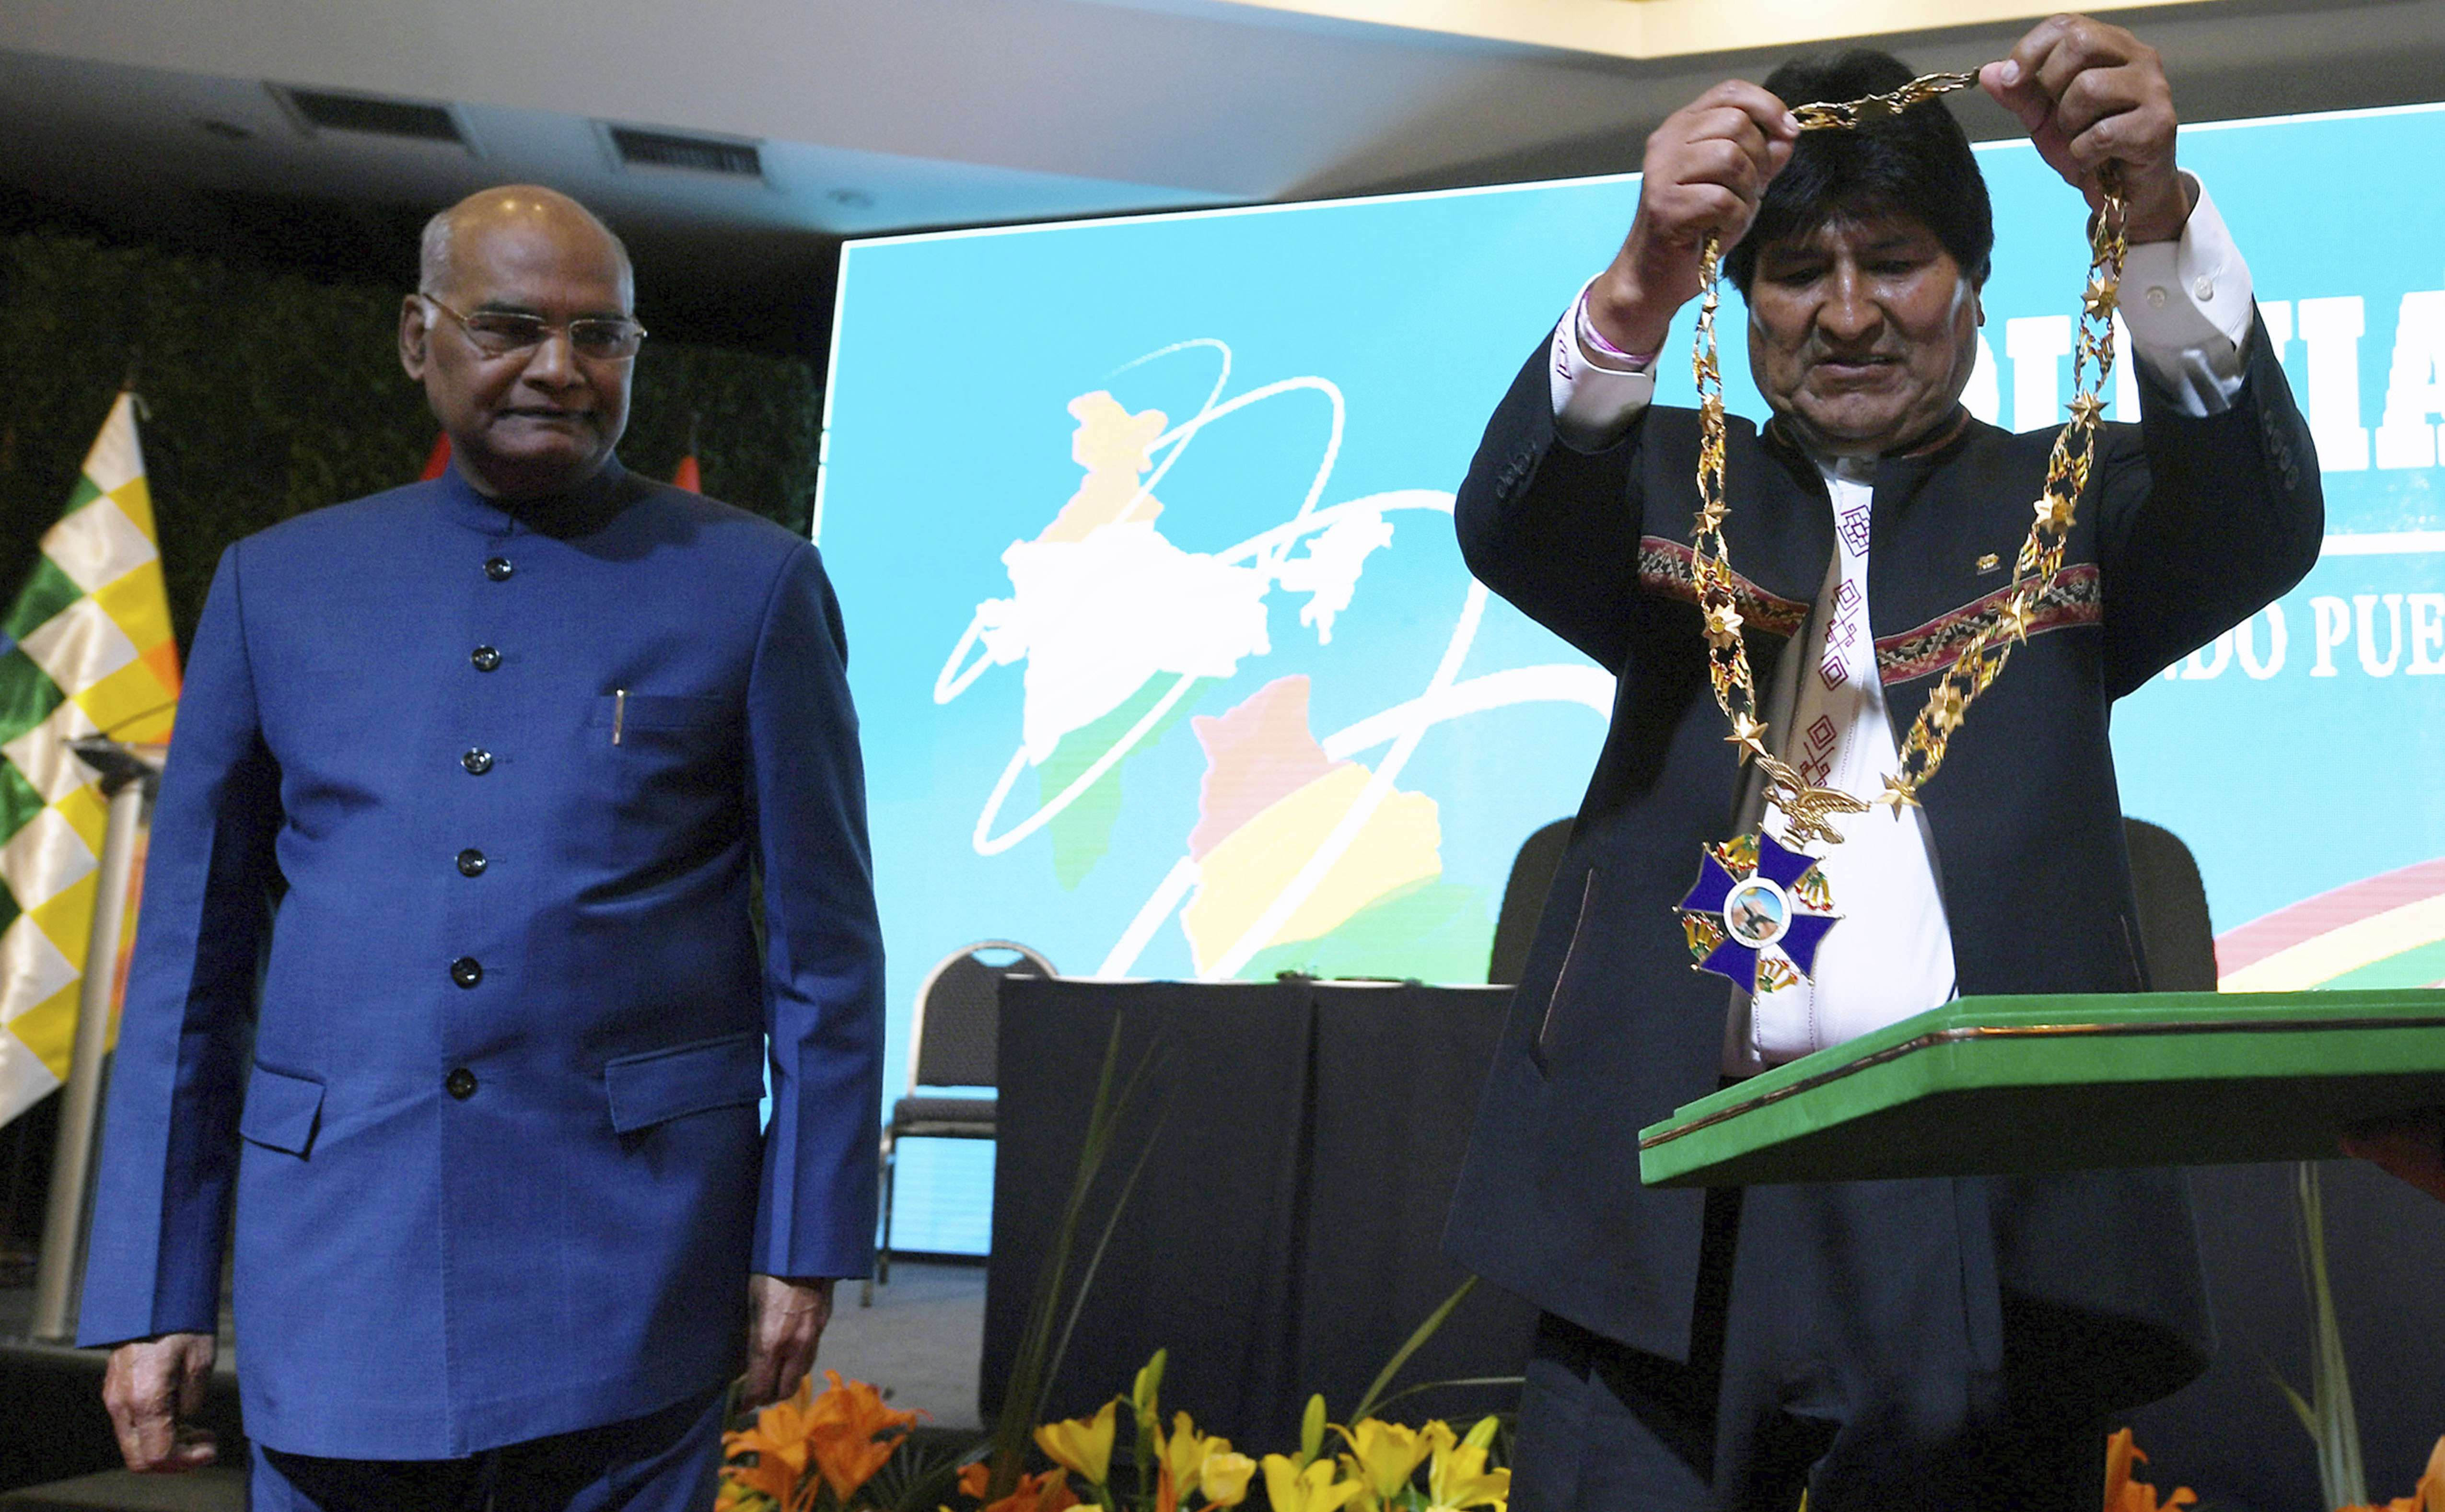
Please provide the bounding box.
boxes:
[1488,818,1576,985]
[2123,816,2218,991]
[907,940,1056,1093]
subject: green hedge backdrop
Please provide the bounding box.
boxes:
[0,233,822,654]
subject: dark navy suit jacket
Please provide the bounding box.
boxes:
[78,462,885,1458]
[1445,322,2323,1413]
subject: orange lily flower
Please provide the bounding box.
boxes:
[724,1376,821,1510]
[2103,1429,2196,1512]
[806,1370,924,1504]
[959,1463,993,1501]
[980,1468,1084,1512]
[721,1372,920,1512]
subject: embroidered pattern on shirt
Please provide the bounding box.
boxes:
[1820,580,1864,690]
[1874,562,2102,685]
[1796,712,1839,787]
[1637,536,1810,639]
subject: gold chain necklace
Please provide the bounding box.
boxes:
[1677,71,2130,993]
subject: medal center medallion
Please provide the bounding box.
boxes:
[1722,877,1792,951]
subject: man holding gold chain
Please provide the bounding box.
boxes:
[1446,14,2321,1507]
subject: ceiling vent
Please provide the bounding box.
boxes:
[275,86,472,150]
[606,126,763,180]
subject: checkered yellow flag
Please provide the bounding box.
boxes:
[0,391,180,1126]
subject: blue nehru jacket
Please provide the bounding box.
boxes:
[78,460,885,1459]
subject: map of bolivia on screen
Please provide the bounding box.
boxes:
[819,103,2445,1249]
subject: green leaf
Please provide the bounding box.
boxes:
[988,1019,1164,1500]
[879,1440,986,1512]
[1356,1378,1525,1419]
[1347,1275,1477,1426]
[2291,1161,2369,1510]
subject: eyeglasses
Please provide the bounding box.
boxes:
[419,294,647,361]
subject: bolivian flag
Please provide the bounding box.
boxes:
[0,392,179,1126]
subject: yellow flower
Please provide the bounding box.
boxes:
[1262,1454,1365,1512]
[1424,1419,1508,1512]
[717,1480,778,1512]
[2103,1429,2195,1512]
[1036,1400,1121,1488]
[1199,1451,1257,1509]
[1157,1412,1231,1505]
[1340,1420,1433,1502]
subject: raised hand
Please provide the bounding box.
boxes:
[1981,13,2190,244]
[1585,82,1801,359]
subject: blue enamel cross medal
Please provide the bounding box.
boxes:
[1677,831,1840,994]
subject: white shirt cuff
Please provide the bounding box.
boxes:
[1549,277,1657,452]
[2118,172,2254,416]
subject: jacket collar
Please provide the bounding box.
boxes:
[437,454,637,538]
[1761,403,1980,481]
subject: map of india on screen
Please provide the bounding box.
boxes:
[819,104,2445,1250]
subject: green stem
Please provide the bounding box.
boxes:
[2294,1161,2369,1510]
[1348,1276,1477,1425]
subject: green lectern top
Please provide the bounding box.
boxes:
[1637,989,2445,1187]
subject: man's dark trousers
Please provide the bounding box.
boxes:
[1512,1177,2107,1512]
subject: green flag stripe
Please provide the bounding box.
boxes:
[0,646,66,755]
[1,556,84,645]
[63,473,102,516]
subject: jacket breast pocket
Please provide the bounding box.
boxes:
[603,1031,766,1134]
[238,1063,326,1156]
[590,692,734,742]
[586,692,744,837]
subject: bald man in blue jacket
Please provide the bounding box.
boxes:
[77,186,883,1511]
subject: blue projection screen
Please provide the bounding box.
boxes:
[820,104,2445,1252]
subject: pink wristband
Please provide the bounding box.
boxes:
[1575,289,1658,369]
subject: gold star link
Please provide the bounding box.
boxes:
[1873,773,1923,811]
[1704,601,1746,649]
[1997,593,2035,643]
[2083,275,2118,319]
[2066,391,2107,428]
[2034,493,2075,533]
[1724,712,1770,762]
[1927,681,1968,733]
[1694,498,1728,536]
